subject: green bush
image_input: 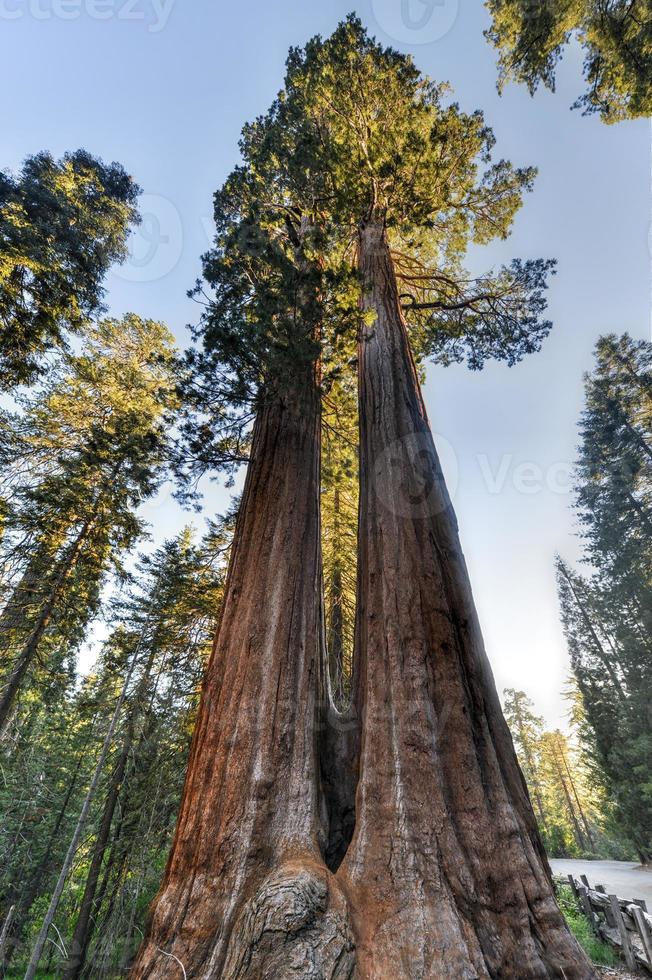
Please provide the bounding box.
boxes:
[555,882,619,967]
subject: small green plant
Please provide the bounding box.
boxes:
[5,973,56,979]
[555,882,619,967]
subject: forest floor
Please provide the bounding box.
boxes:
[598,968,646,979]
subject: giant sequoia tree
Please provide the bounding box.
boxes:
[134,19,592,979]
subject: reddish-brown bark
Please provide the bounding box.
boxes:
[132,219,594,979]
[131,364,355,979]
[335,219,595,979]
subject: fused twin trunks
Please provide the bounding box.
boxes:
[131,226,595,979]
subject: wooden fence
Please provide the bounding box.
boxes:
[560,873,652,974]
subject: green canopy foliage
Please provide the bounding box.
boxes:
[485,0,652,122]
[0,315,179,732]
[180,15,556,499]
[238,15,555,370]
[557,333,652,862]
[0,526,230,974]
[0,150,140,388]
[503,688,632,859]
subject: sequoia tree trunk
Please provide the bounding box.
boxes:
[131,363,355,979]
[336,219,594,979]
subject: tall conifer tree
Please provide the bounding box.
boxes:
[0,315,178,734]
[0,151,140,387]
[557,334,652,863]
[135,19,590,978]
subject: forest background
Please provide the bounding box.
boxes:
[2,0,648,728]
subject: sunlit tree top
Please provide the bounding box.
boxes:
[485,0,652,122]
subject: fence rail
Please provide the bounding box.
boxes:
[559,873,652,974]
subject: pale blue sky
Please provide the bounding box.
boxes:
[1,0,649,726]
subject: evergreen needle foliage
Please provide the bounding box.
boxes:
[1,17,647,978]
[0,151,140,388]
[485,0,652,121]
[504,687,634,859]
[557,334,652,863]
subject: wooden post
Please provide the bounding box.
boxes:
[567,874,579,899]
[595,885,617,927]
[632,905,652,970]
[609,894,636,971]
[0,904,16,964]
[635,899,649,912]
[578,886,600,937]
[580,874,590,889]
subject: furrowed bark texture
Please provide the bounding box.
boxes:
[131,365,355,979]
[336,220,595,979]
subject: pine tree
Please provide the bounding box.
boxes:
[503,688,548,830]
[541,730,596,853]
[0,525,228,975]
[0,150,140,387]
[503,688,629,860]
[61,528,228,979]
[0,656,109,971]
[0,314,178,735]
[557,333,652,863]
